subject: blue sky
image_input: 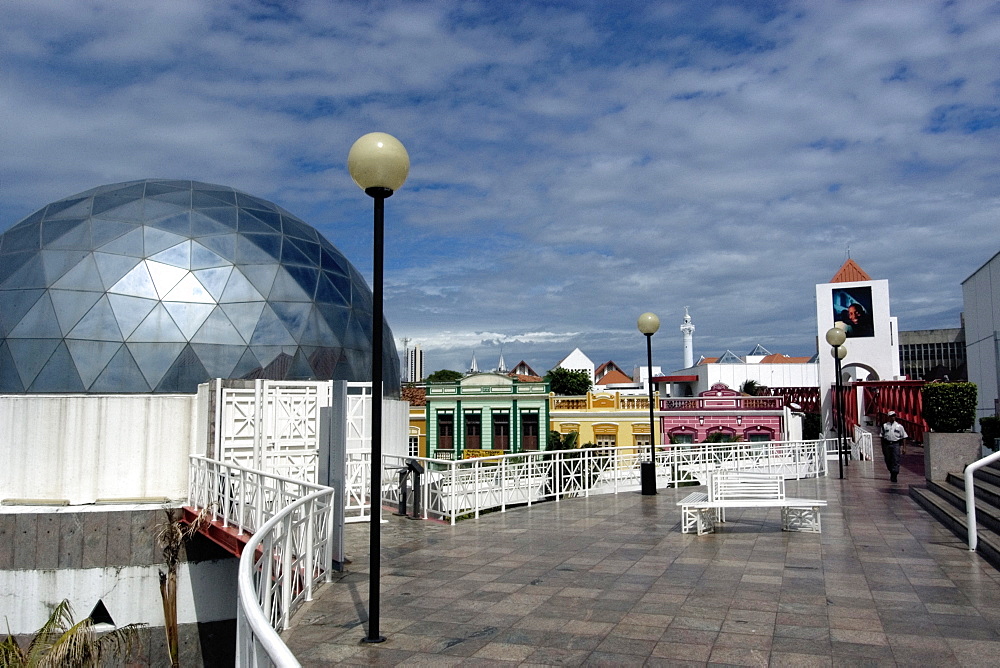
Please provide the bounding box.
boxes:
[3,1,999,376]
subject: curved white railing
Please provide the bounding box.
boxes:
[965,448,1000,551]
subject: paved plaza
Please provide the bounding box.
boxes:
[283,447,1000,666]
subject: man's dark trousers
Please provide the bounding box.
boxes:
[881,438,901,481]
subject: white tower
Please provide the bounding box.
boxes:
[468,351,479,374]
[407,344,424,382]
[681,306,695,369]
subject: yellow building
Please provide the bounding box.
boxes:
[549,390,659,448]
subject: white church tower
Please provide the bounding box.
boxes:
[680,307,695,369]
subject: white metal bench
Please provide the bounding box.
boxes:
[678,471,826,535]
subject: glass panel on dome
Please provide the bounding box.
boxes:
[146,188,192,206]
[237,210,276,234]
[146,261,188,298]
[162,301,214,339]
[285,349,315,380]
[197,233,238,263]
[150,241,192,269]
[251,209,282,232]
[127,303,187,343]
[68,296,124,342]
[94,252,142,290]
[193,266,233,301]
[43,197,91,220]
[29,343,84,392]
[40,249,89,285]
[126,341,187,388]
[248,345,282,371]
[92,198,144,221]
[91,345,151,392]
[249,305,296,345]
[320,248,351,277]
[107,294,158,339]
[268,270,311,302]
[239,264,277,297]
[315,274,350,307]
[2,255,46,290]
[91,218,136,248]
[298,307,336,346]
[231,347,263,379]
[0,342,26,392]
[149,211,192,237]
[220,301,265,339]
[52,253,104,291]
[0,252,34,286]
[193,208,237,234]
[42,218,89,248]
[156,179,193,190]
[9,293,61,338]
[4,222,41,252]
[351,281,373,314]
[199,189,238,205]
[281,216,318,242]
[269,301,311,339]
[109,182,146,199]
[6,338,61,389]
[191,307,246,345]
[341,314,371,348]
[288,237,320,264]
[192,190,232,208]
[219,270,264,304]
[190,342,245,378]
[50,289,103,336]
[279,240,312,267]
[0,289,45,332]
[154,345,208,392]
[91,194,132,217]
[236,235,278,264]
[109,262,158,299]
[236,192,277,211]
[98,227,144,256]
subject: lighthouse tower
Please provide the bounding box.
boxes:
[680,307,695,368]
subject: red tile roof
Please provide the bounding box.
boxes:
[830,259,871,283]
[760,354,814,364]
[595,369,633,385]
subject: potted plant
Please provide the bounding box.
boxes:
[921,382,979,482]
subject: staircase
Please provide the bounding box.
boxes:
[909,461,1000,570]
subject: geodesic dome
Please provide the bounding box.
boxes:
[0,179,399,393]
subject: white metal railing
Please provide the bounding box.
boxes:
[383,440,830,525]
[852,426,874,461]
[965,448,1000,551]
[188,456,336,668]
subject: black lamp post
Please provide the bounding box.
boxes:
[825,326,847,480]
[637,312,660,495]
[348,132,409,644]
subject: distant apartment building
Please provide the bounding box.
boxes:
[898,328,967,381]
[407,344,425,382]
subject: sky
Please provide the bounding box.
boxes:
[3,0,999,378]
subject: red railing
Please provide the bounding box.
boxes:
[857,380,927,444]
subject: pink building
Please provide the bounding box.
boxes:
[660,383,789,443]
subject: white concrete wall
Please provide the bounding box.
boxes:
[0,394,200,505]
[963,251,1000,421]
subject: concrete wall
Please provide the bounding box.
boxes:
[1,394,200,505]
[963,251,1000,422]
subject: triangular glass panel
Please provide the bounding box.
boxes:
[197,234,237,264]
[0,342,26,392]
[237,210,277,234]
[68,296,124,342]
[109,261,158,299]
[0,288,45,334]
[91,345,150,393]
[280,239,313,267]
[190,210,234,237]
[218,270,264,304]
[91,197,144,221]
[190,266,232,302]
[341,313,371,349]
[107,182,146,199]
[98,227,144,256]
[190,242,230,271]
[94,252,142,290]
[351,279,373,315]
[236,234,277,264]
[44,197,92,220]
[269,266,314,302]
[286,237,320,265]
[308,347,341,379]
[260,351,294,378]
[281,215,318,242]
[40,249,89,285]
[29,342,85,392]
[3,222,41,252]
[50,289,103,336]
[247,345,283,374]
[314,302,352,339]
[144,226,189,256]
[66,340,124,388]
[0,255,46,290]
[146,260,188,299]
[298,306,336,346]
[285,349,316,380]
[189,342,246,379]
[162,301,214,339]
[9,293,61,338]
[747,344,772,356]
[717,350,744,364]
[147,188,192,207]
[268,301,311,340]
[320,248,351,277]
[142,196,187,221]
[125,341,187,389]
[315,274,350,307]
[91,218,137,248]
[249,305,296,345]
[197,189,238,205]
[6,338,60,389]
[91,194,132,217]
[231,347,263,379]
[236,192,277,211]
[0,252,35,287]
[190,306,246,345]
[52,253,104,291]
[220,301,266,341]
[42,218,90,249]
[250,209,282,232]
[195,207,238,232]
[127,303,187,343]
[163,272,216,304]
[108,294,159,339]
[154,344,208,393]
[150,241,191,270]
[239,264,278,298]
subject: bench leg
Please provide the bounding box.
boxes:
[696,508,715,535]
[782,507,821,532]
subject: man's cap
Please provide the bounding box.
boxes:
[887,411,896,416]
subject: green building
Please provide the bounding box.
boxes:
[426,373,550,458]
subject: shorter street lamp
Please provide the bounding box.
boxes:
[638,312,660,495]
[348,131,410,644]
[825,326,848,480]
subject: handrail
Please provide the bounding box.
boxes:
[852,425,873,461]
[965,448,1000,551]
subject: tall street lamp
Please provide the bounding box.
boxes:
[825,326,847,480]
[348,132,409,644]
[637,312,660,495]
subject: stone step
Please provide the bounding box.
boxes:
[909,484,1000,571]
[947,469,1000,510]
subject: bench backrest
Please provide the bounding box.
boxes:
[710,472,785,501]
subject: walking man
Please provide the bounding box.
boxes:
[881,411,908,483]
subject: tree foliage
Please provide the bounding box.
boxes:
[426,369,463,383]
[922,382,977,432]
[740,379,764,396]
[546,368,592,396]
[548,430,579,450]
[1,599,146,668]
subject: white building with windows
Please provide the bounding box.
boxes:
[963,250,1000,422]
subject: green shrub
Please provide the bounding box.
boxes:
[922,382,977,432]
[802,412,822,440]
[981,416,1000,452]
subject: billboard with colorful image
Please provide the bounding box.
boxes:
[832,286,874,338]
